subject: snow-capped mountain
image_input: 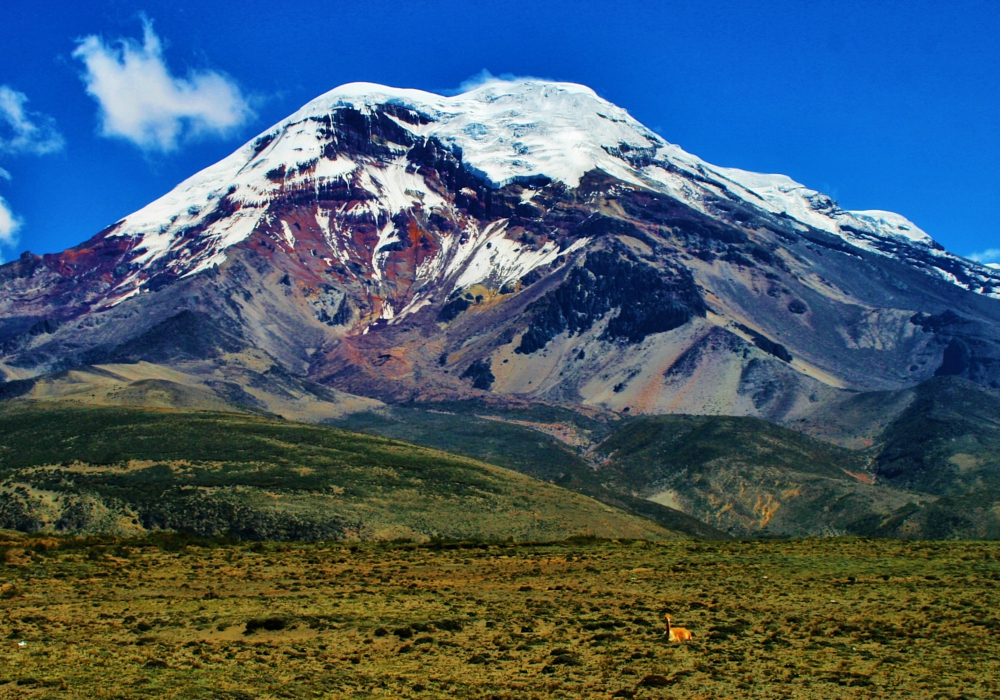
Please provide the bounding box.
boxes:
[3,79,1000,421]
[93,81,1000,308]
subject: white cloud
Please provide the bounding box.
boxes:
[0,86,61,261]
[0,195,22,262]
[968,248,1000,264]
[443,69,549,96]
[0,86,64,155]
[73,19,252,152]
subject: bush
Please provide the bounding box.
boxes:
[244,617,288,634]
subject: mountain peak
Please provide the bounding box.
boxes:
[282,78,656,189]
[100,79,996,307]
[6,78,1000,421]
[313,78,602,105]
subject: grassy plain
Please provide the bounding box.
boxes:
[2,533,999,699]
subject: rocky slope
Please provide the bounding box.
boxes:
[3,79,1000,424]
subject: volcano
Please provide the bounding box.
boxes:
[3,79,1000,423]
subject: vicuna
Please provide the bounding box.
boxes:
[665,614,692,642]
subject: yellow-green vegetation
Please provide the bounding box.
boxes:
[0,404,669,542]
[2,533,999,698]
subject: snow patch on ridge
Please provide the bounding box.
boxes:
[452,225,588,291]
[709,166,934,249]
[678,162,1000,295]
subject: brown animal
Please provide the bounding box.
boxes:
[665,614,692,642]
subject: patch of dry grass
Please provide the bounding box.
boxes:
[1,534,999,698]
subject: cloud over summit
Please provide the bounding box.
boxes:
[443,70,550,96]
[73,20,252,152]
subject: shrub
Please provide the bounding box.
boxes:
[244,617,288,634]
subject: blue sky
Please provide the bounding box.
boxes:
[1,0,998,263]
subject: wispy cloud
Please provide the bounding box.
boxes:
[0,195,22,261]
[73,18,252,152]
[0,86,61,262]
[442,69,549,96]
[0,86,64,156]
[968,248,1000,264]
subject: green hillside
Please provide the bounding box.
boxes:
[0,403,674,542]
[328,383,1000,540]
[333,404,729,540]
[593,414,923,538]
[335,400,1000,540]
[853,377,1000,539]
[874,376,1000,494]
